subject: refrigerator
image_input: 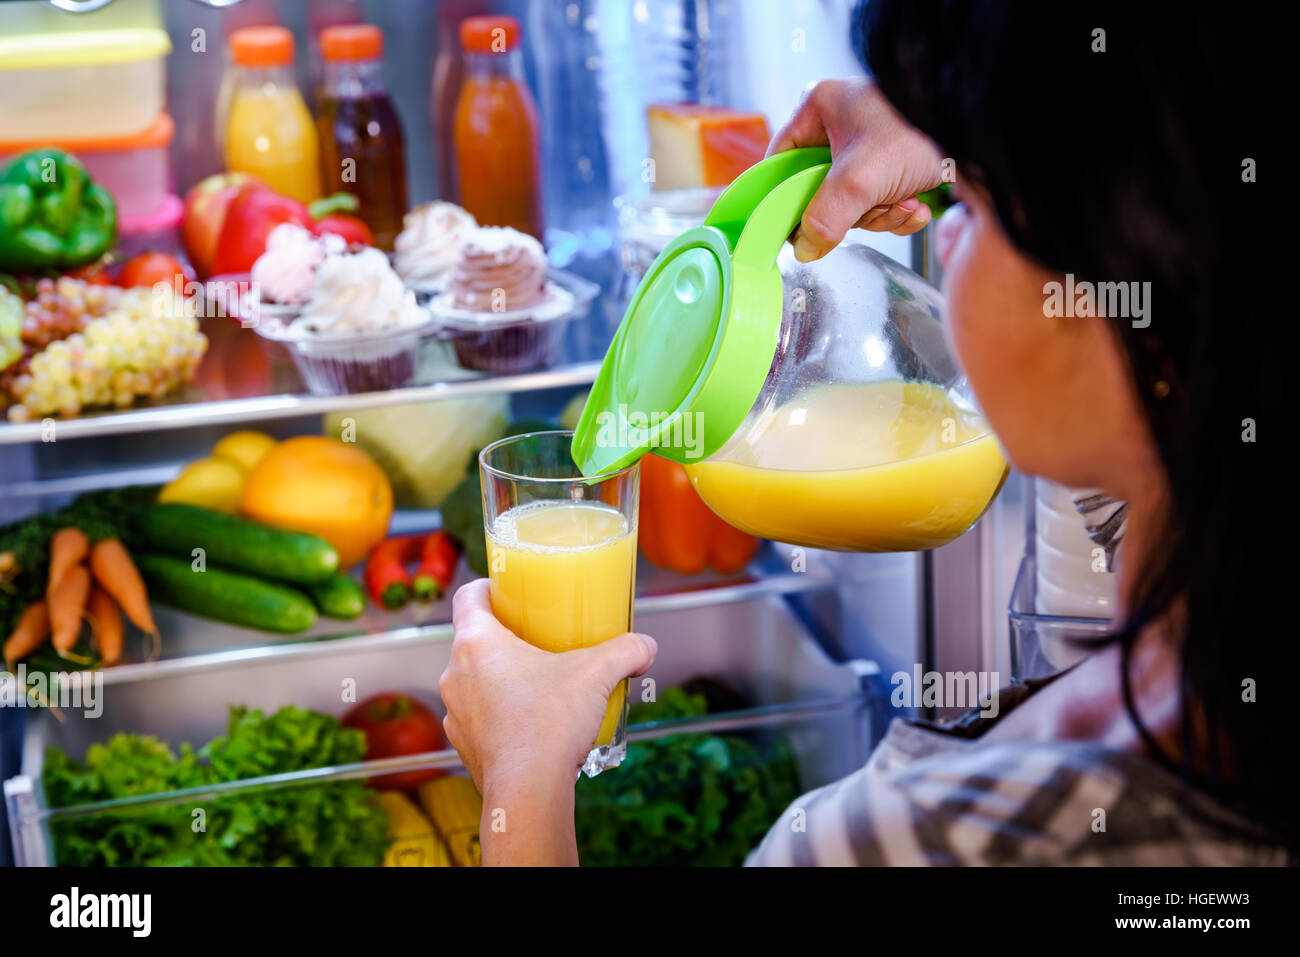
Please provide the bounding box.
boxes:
[0,0,1105,867]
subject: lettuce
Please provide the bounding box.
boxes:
[42,705,389,867]
[574,686,801,867]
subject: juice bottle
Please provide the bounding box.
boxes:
[453,15,544,240]
[223,26,322,204]
[486,500,636,747]
[317,24,409,250]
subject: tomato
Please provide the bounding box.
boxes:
[118,252,193,291]
[67,260,116,286]
[341,693,447,790]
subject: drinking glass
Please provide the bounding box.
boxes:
[479,430,640,776]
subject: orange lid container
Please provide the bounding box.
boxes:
[0,112,173,154]
[230,25,294,67]
[460,15,520,53]
[321,23,383,61]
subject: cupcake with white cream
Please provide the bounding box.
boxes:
[393,202,477,292]
[250,224,344,313]
[255,247,435,394]
[430,226,585,373]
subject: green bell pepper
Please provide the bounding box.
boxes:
[0,149,117,273]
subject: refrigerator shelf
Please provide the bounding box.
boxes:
[1008,552,1112,680]
[0,315,600,448]
[7,595,881,867]
[12,541,836,688]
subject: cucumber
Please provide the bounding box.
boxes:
[139,504,339,585]
[307,573,365,620]
[137,553,317,633]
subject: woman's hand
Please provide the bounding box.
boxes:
[438,578,657,865]
[768,78,947,260]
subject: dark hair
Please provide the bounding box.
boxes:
[856,1,1285,846]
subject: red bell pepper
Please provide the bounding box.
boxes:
[638,453,761,575]
[365,535,423,610]
[210,185,312,275]
[413,531,459,602]
[311,214,372,246]
[308,193,373,246]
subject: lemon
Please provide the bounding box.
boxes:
[212,430,278,472]
[158,457,247,514]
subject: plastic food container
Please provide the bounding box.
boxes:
[116,192,184,260]
[1,114,175,222]
[429,268,600,374]
[252,311,442,396]
[573,147,1009,553]
[0,0,171,140]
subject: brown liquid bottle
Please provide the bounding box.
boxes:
[317,24,409,250]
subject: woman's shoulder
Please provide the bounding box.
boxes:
[746,723,1289,866]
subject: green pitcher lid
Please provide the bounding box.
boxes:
[572,147,831,475]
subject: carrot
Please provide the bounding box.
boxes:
[86,586,124,666]
[48,564,90,653]
[3,601,50,668]
[46,526,89,599]
[89,538,157,636]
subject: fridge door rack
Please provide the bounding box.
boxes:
[1007,552,1112,680]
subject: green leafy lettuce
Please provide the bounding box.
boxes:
[42,705,389,867]
[574,686,801,867]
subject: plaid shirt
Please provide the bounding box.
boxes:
[746,716,1289,866]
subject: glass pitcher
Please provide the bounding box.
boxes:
[572,147,1008,552]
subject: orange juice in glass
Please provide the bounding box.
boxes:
[479,431,639,776]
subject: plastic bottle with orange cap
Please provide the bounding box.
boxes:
[223,26,323,204]
[317,24,409,250]
[453,15,544,241]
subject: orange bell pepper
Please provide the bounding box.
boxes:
[638,453,761,575]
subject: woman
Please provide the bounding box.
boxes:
[439,1,1285,865]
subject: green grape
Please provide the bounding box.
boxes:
[1,288,23,372]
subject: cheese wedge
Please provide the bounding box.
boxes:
[647,103,771,190]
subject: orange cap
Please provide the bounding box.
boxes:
[230,25,294,67]
[321,23,383,61]
[460,15,520,53]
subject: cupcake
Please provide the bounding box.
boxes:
[393,201,477,292]
[256,247,435,394]
[250,223,344,313]
[431,226,581,373]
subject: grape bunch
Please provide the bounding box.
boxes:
[0,287,22,372]
[5,283,208,423]
[20,276,121,350]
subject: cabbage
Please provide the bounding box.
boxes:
[323,395,508,509]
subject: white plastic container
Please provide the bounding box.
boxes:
[0,114,174,222]
[0,0,170,140]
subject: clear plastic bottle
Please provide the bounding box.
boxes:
[223,26,322,204]
[317,24,409,250]
[453,15,543,241]
[526,0,614,265]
